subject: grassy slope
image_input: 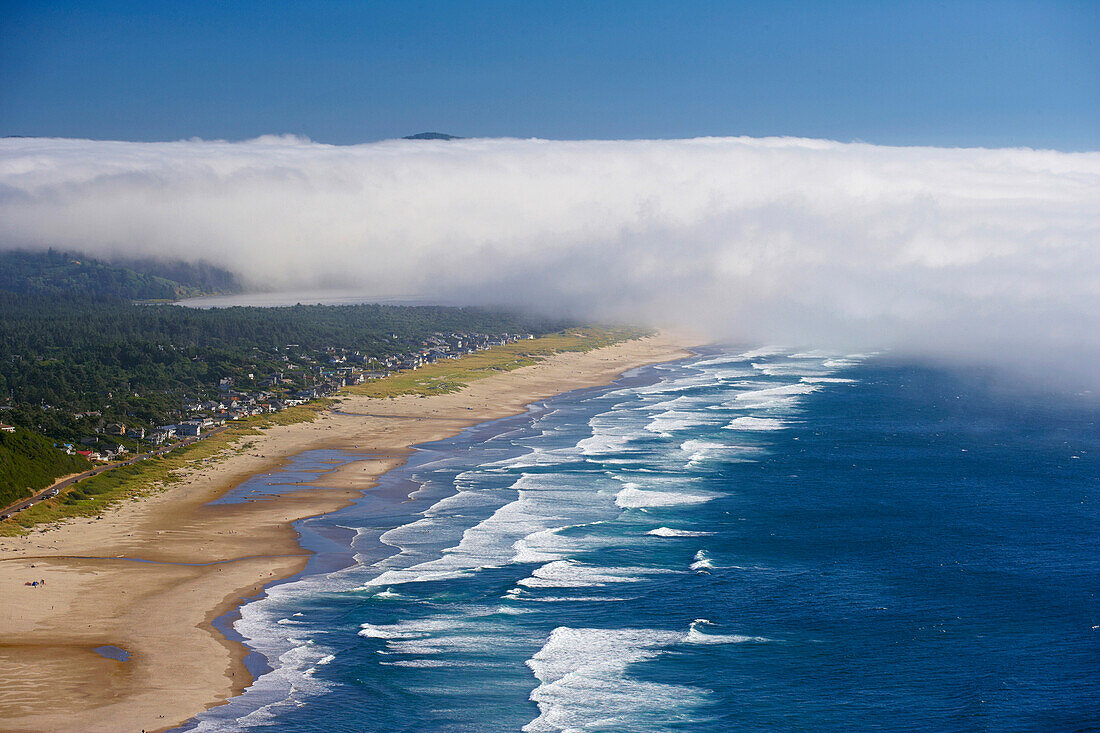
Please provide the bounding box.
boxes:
[0,327,649,535]
[348,326,649,398]
[0,429,91,508]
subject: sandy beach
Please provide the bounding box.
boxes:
[0,333,691,733]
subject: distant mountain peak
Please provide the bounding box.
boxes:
[403,132,462,140]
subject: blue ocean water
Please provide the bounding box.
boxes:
[180,347,1099,732]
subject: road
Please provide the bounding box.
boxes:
[0,426,229,518]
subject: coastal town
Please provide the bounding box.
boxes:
[49,331,535,461]
[0,329,539,520]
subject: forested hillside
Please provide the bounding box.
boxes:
[0,428,90,508]
[0,290,571,439]
[0,249,241,299]
[0,248,578,505]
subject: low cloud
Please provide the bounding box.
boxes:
[1,135,1098,389]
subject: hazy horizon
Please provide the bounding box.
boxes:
[1,133,1097,391]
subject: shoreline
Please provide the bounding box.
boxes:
[0,332,693,733]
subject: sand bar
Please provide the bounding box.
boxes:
[0,332,691,733]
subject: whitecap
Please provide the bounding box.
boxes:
[644,409,712,436]
[723,416,787,431]
[680,438,764,465]
[728,382,820,407]
[690,550,715,571]
[379,659,455,668]
[516,560,673,589]
[646,527,715,537]
[615,486,717,508]
[686,619,770,645]
[523,627,708,733]
[739,346,787,358]
[373,588,402,599]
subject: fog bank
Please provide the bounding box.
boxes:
[1,135,1097,388]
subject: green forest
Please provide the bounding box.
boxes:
[0,248,242,300]
[0,428,90,508]
[0,250,572,447]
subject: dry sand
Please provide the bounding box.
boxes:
[0,333,691,733]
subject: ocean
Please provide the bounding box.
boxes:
[178,347,1099,732]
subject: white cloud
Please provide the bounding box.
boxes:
[1,135,1098,388]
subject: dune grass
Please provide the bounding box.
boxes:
[0,400,332,536]
[0,326,647,535]
[348,326,650,399]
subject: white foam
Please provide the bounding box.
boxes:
[523,627,707,733]
[750,361,831,377]
[739,346,787,358]
[576,432,633,456]
[363,473,620,587]
[643,409,712,435]
[729,382,820,408]
[691,354,750,368]
[516,560,672,589]
[631,372,717,395]
[646,527,715,537]
[373,588,402,599]
[423,487,501,514]
[686,619,770,645]
[488,445,582,469]
[512,525,586,564]
[642,394,709,411]
[186,631,335,731]
[513,595,631,603]
[723,416,787,431]
[615,485,717,508]
[379,659,456,668]
[359,622,431,640]
[690,550,715,571]
[680,438,765,465]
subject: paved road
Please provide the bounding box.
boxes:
[0,426,228,518]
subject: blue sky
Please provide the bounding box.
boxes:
[1,0,1096,149]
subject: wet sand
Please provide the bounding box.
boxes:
[0,333,691,733]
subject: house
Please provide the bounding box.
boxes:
[101,444,127,459]
[0,423,15,433]
[177,420,203,437]
[104,423,126,436]
[125,426,146,439]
